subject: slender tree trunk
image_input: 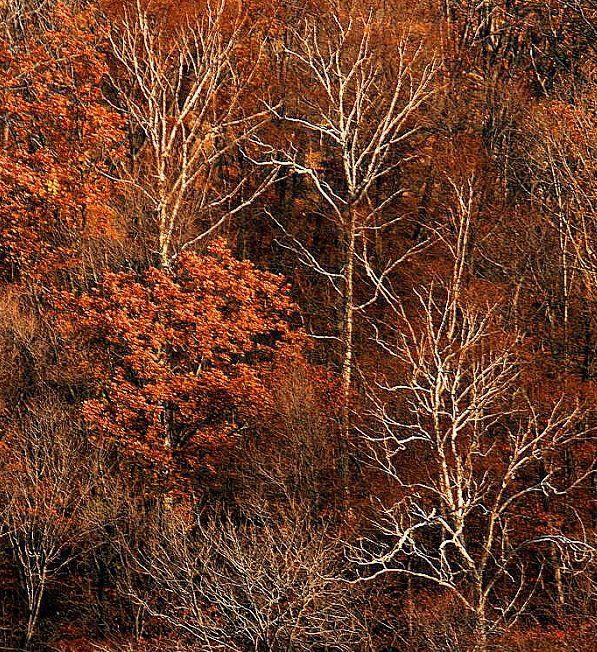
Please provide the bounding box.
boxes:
[338,206,356,494]
[23,572,45,650]
[158,202,171,270]
[474,587,488,652]
[340,226,355,437]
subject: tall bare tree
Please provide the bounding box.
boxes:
[351,287,596,651]
[254,10,436,441]
[0,397,103,648]
[109,0,279,269]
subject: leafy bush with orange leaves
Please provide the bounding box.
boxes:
[71,240,305,489]
[0,2,123,283]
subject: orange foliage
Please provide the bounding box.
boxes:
[70,239,305,488]
[0,2,124,283]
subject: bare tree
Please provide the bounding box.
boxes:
[351,288,596,651]
[114,501,368,651]
[109,0,279,269]
[515,80,597,377]
[0,397,103,648]
[255,10,436,438]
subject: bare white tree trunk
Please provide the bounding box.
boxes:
[110,0,279,268]
[258,9,436,446]
[349,276,596,647]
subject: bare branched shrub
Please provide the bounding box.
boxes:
[0,396,104,648]
[113,501,368,651]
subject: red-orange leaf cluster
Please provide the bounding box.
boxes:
[0,2,123,283]
[72,239,304,487]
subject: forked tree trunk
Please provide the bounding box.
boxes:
[22,570,46,650]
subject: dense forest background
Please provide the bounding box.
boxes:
[0,0,595,649]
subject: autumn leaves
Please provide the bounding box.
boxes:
[71,243,303,489]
